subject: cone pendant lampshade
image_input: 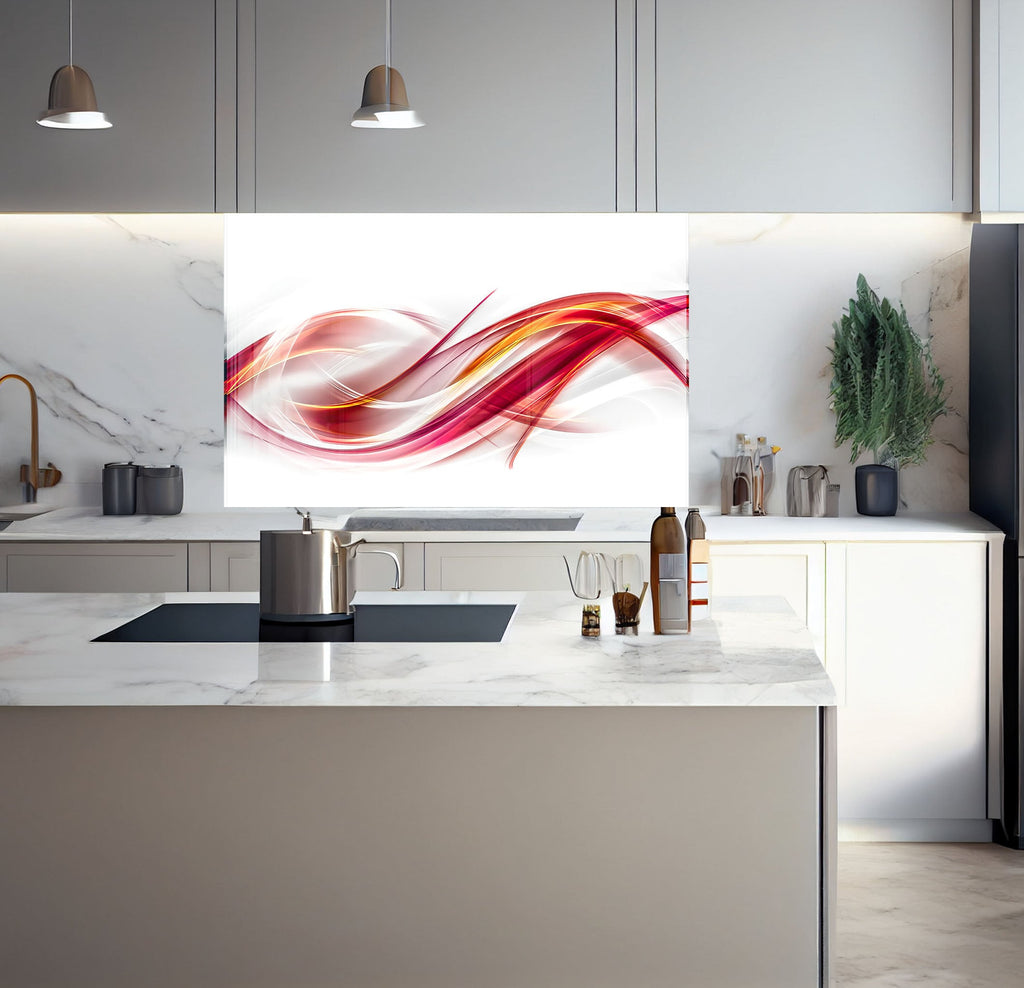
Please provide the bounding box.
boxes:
[38,64,111,129]
[351,64,423,128]
[351,0,423,129]
[37,0,111,129]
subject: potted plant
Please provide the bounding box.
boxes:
[828,274,947,515]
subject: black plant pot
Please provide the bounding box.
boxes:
[855,464,898,516]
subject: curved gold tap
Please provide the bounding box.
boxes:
[0,374,61,503]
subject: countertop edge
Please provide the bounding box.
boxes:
[0,508,1006,544]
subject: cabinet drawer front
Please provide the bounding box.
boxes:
[425,543,646,591]
[5,544,188,593]
[208,542,425,592]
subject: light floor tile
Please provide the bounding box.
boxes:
[837,842,1024,987]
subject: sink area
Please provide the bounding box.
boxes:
[94,594,518,644]
[0,504,56,522]
[342,509,582,531]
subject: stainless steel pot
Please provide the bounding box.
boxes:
[259,515,401,620]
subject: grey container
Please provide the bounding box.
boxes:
[102,462,137,515]
[135,465,183,515]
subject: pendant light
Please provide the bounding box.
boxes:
[37,0,111,129]
[351,0,423,129]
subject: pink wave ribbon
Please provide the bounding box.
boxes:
[225,291,689,469]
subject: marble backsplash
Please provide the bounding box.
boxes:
[688,213,974,516]
[0,212,974,515]
[0,215,224,510]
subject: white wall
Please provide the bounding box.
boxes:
[0,212,972,515]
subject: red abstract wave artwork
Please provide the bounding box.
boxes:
[225,291,689,471]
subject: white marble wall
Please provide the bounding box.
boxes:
[0,212,973,515]
[0,215,224,510]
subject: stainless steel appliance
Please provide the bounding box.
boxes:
[786,465,836,517]
[969,223,1024,848]
[259,512,401,620]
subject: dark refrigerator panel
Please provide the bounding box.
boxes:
[969,223,1020,541]
[969,223,1024,847]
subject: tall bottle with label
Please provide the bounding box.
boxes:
[752,438,766,515]
[731,435,754,516]
[650,506,688,634]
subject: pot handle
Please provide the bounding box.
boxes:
[334,536,402,590]
[356,548,402,590]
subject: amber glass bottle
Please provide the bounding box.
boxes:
[650,506,687,634]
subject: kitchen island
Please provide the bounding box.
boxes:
[0,591,836,988]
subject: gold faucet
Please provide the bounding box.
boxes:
[0,373,61,503]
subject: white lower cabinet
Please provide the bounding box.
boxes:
[708,538,991,842]
[834,541,990,841]
[423,542,647,591]
[708,542,826,659]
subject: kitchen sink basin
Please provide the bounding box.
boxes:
[342,509,582,531]
[94,600,517,644]
[0,504,56,523]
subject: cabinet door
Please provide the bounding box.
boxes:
[990,0,1024,209]
[0,0,215,211]
[424,542,647,591]
[708,543,825,659]
[1,543,188,592]
[837,541,988,835]
[210,543,260,592]
[248,0,616,211]
[656,0,970,211]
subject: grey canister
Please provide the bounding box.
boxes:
[102,462,137,515]
[136,465,184,515]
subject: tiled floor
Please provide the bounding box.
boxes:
[837,843,1024,986]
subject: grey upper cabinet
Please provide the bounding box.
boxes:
[977,0,1024,213]
[654,0,972,212]
[0,0,215,212]
[244,0,618,211]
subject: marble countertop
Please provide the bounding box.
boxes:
[0,591,836,708]
[0,506,1003,544]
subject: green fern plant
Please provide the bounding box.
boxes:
[829,274,946,467]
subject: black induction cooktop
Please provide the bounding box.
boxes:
[93,602,516,644]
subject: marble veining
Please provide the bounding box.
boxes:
[0,591,835,707]
[900,247,970,512]
[0,214,225,510]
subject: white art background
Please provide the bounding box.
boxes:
[224,214,689,507]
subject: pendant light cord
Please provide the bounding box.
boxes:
[384,0,391,106]
[69,0,74,66]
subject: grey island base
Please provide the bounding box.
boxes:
[0,592,836,988]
